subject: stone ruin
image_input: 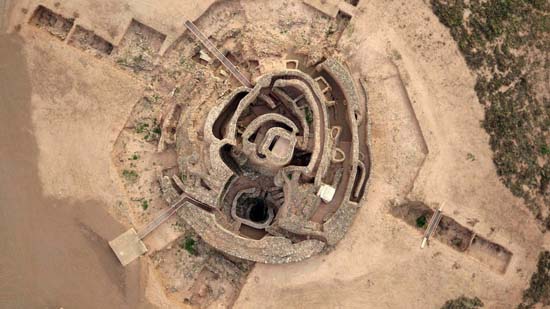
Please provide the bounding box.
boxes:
[159,58,371,264]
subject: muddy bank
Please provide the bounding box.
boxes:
[0,34,152,309]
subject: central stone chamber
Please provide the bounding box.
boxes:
[247,198,268,223]
[221,174,281,238]
[169,59,371,263]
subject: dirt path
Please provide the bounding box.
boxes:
[0,34,153,309]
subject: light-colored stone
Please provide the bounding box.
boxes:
[317,184,336,203]
[109,228,148,266]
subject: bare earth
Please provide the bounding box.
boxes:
[1,0,548,308]
[236,1,543,308]
[0,34,151,309]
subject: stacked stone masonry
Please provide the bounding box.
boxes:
[168,58,370,263]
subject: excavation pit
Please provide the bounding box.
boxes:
[391,200,513,273]
[29,5,74,40]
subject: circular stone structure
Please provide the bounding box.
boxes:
[161,58,371,264]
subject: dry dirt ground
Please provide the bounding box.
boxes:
[236,1,545,308]
[0,19,151,309]
[1,0,549,308]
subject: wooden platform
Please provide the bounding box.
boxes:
[109,228,148,266]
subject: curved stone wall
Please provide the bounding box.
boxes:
[172,58,371,263]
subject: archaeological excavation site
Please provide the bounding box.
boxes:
[3,0,550,308]
[165,55,370,263]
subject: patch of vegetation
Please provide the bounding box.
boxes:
[129,153,140,160]
[122,169,139,183]
[135,119,161,142]
[304,106,313,124]
[135,122,149,134]
[152,126,162,135]
[431,0,550,228]
[519,251,550,308]
[180,237,197,255]
[441,296,484,309]
[466,153,476,161]
[416,214,427,228]
[141,200,149,211]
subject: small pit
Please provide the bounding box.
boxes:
[247,198,269,223]
[68,25,114,56]
[29,5,74,40]
[390,200,513,273]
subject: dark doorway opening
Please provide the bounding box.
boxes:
[244,198,269,223]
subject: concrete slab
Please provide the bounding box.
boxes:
[109,228,148,266]
[317,184,336,203]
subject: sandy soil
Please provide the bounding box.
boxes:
[27,32,143,206]
[234,1,543,308]
[0,34,152,309]
[0,1,7,31]
[1,0,546,308]
[1,1,227,308]
[4,0,217,54]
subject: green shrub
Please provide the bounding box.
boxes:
[304,106,313,124]
[135,119,161,142]
[181,237,197,255]
[122,169,139,183]
[416,215,427,228]
[135,122,149,134]
[431,0,550,230]
[441,296,483,309]
[432,0,465,28]
[519,251,550,308]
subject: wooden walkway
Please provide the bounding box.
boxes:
[421,203,444,248]
[184,20,253,88]
[137,191,213,239]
